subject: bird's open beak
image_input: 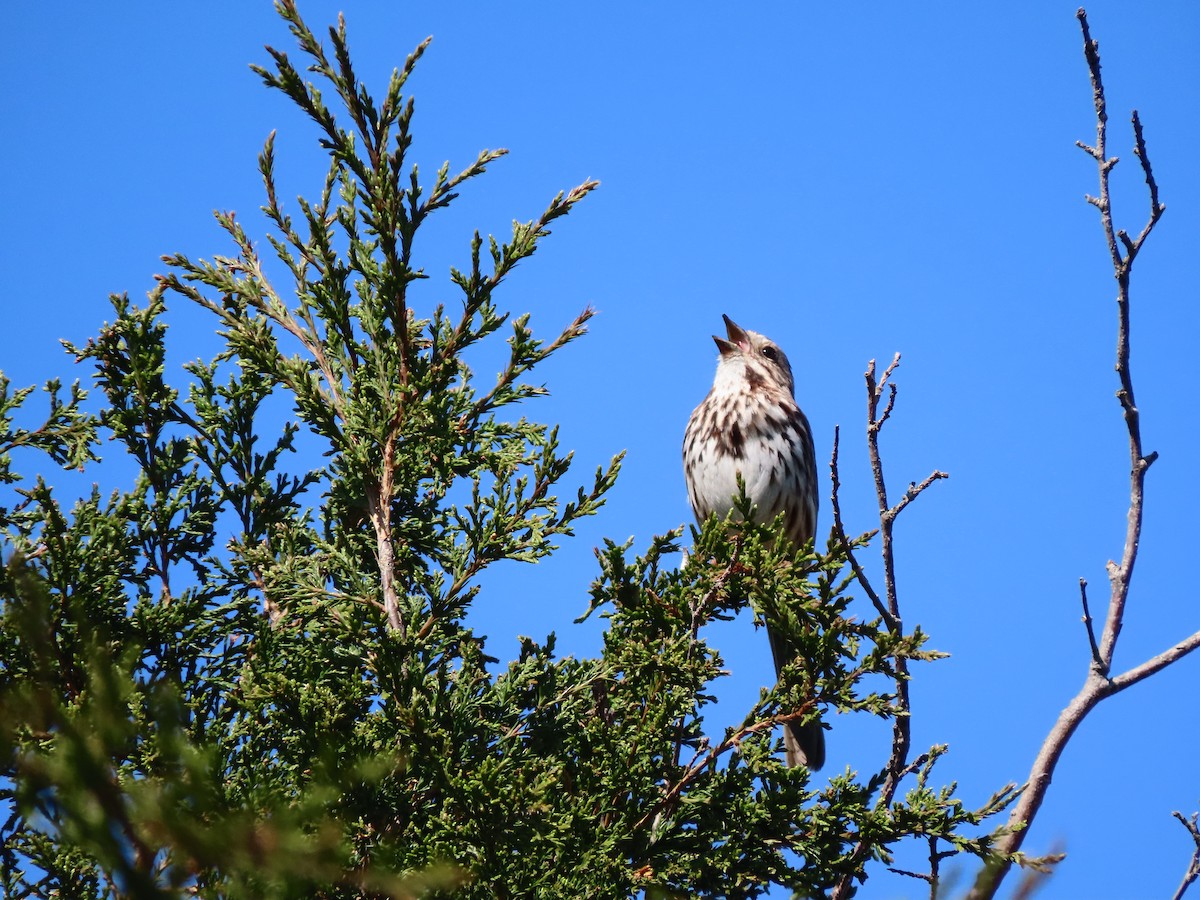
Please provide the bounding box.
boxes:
[713,314,751,356]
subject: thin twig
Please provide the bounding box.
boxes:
[1171,810,1200,900]
[888,865,933,886]
[887,469,950,525]
[1078,578,1103,671]
[829,426,889,626]
[1130,110,1167,256]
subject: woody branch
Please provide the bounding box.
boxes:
[970,9,1200,897]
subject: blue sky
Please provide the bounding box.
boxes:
[4,3,1199,897]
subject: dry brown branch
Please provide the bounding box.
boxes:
[969,10,1199,897]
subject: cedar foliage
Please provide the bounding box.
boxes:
[0,4,1015,897]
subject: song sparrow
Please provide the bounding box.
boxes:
[682,315,823,770]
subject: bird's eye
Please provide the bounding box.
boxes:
[761,346,778,362]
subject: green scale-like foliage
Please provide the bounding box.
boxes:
[0,3,1018,897]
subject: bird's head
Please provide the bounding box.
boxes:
[711,314,795,397]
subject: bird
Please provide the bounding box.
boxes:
[682,314,824,770]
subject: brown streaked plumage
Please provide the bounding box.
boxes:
[682,314,823,771]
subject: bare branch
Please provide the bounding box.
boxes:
[871,354,901,431]
[829,425,889,626]
[1075,8,1122,271]
[1110,629,1200,691]
[865,356,901,617]
[1131,110,1167,251]
[886,469,950,524]
[1171,811,1200,900]
[1078,578,1103,672]
[887,865,933,886]
[831,356,947,899]
[970,10,1183,897]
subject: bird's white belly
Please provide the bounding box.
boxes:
[687,435,786,523]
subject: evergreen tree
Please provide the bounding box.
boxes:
[1,4,1020,897]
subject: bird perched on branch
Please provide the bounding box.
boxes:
[682,314,823,770]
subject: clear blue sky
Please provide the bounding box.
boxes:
[4,3,1199,897]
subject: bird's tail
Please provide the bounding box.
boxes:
[783,717,825,771]
[768,624,825,771]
